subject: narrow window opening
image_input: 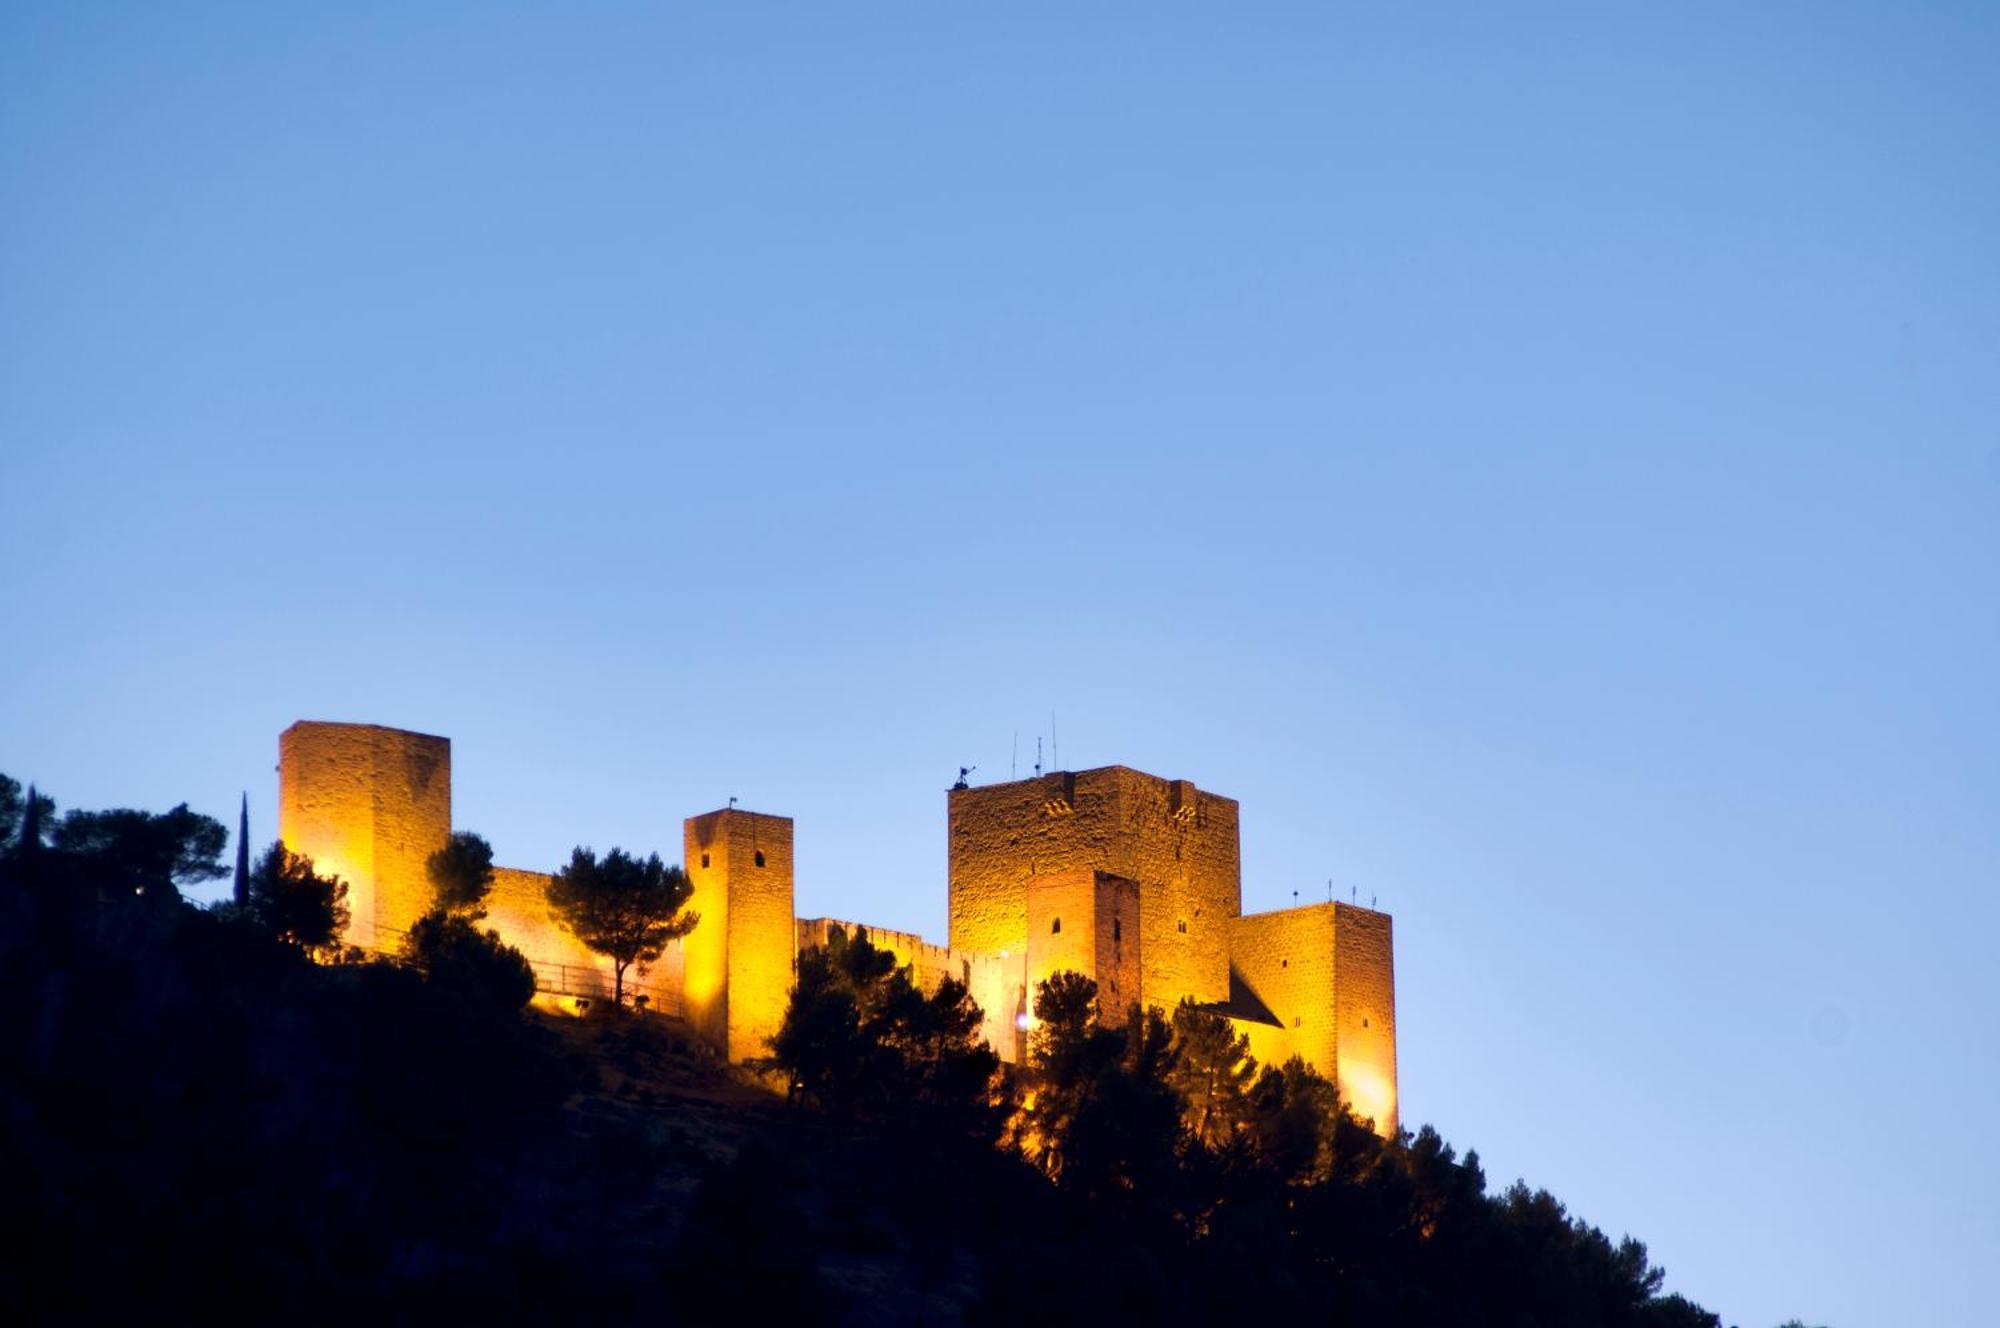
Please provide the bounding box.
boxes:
[1282,958,1289,968]
[1051,917,1061,935]
[700,853,709,869]
[754,850,766,867]
[1177,919,1187,934]
[1112,919,1122,942]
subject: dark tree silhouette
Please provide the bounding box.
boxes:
[425,830,496,916]
[403,909,535,1009]
[0,775,1732,1328]
[1167,998,1257,1152]
[1020,972,1182,1222]
[246,841,349,953]
[767,925,1002,1132]
[1,774,54,855]
[233,793,251,909]
[546,847,696,1006]
[1244,1055,1342,1185]
[768,930,874,1107]
[0,774,19,848]
[51,803,227,897]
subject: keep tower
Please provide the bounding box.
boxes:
[949,767,1241,1009]
[683,808,795,1062]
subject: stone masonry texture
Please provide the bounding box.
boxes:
[948,767,1241,1009]
[278,721,450,952]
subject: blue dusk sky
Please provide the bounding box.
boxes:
[3,6,1995,1324]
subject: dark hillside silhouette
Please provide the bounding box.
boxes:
[1,775,1751,1325]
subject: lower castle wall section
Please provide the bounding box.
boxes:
[1224,903,1399,1136]
[799,917,1028,1065]
[1226,904,1338,1080]
[797,918,958,991]
[1025,871,1141,1026]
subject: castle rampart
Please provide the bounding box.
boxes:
[276,722,1398,1136]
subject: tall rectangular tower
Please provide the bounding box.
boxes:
[949,767,1241,1008]
[683,808,795,1063]
[277,721,451,951]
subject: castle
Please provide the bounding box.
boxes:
[277,720,1399,1135]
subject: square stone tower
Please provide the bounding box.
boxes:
[949,767,1241,1009]
[1026,870,1141,1026]
[1225,901,1398,1135]
[278,721,451,951]
[683,808,795,1063]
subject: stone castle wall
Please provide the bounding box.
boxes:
[484,866,682,1008]
[1227,902,1338,1077]
[1331,902,1398,1135]
[275,722,1397,1134]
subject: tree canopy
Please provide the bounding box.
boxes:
[425,830,495,916]
[545,847,696,1005]
[51,803,228,897]
[766,924,1002,1136]
[1,773,55,854]
[246,842,349,953]
[403,909,535,1009]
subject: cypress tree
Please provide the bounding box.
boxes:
[233,793,251,909]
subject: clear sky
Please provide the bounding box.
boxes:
[3,4,1995,1324]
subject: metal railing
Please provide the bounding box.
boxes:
[360,923,681,1014]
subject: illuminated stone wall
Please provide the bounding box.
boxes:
[273,721,1395,1122]
[1226,904,1337,1083]
[1224,901,1398,1136]
[949,768,1240,1009]
[796,917,955,989]
[684,809,794,1063]
[483,866,684,1008]
[278,721,450,951]
[1025,870,1141,1026]
[1331,902,1398,1136]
